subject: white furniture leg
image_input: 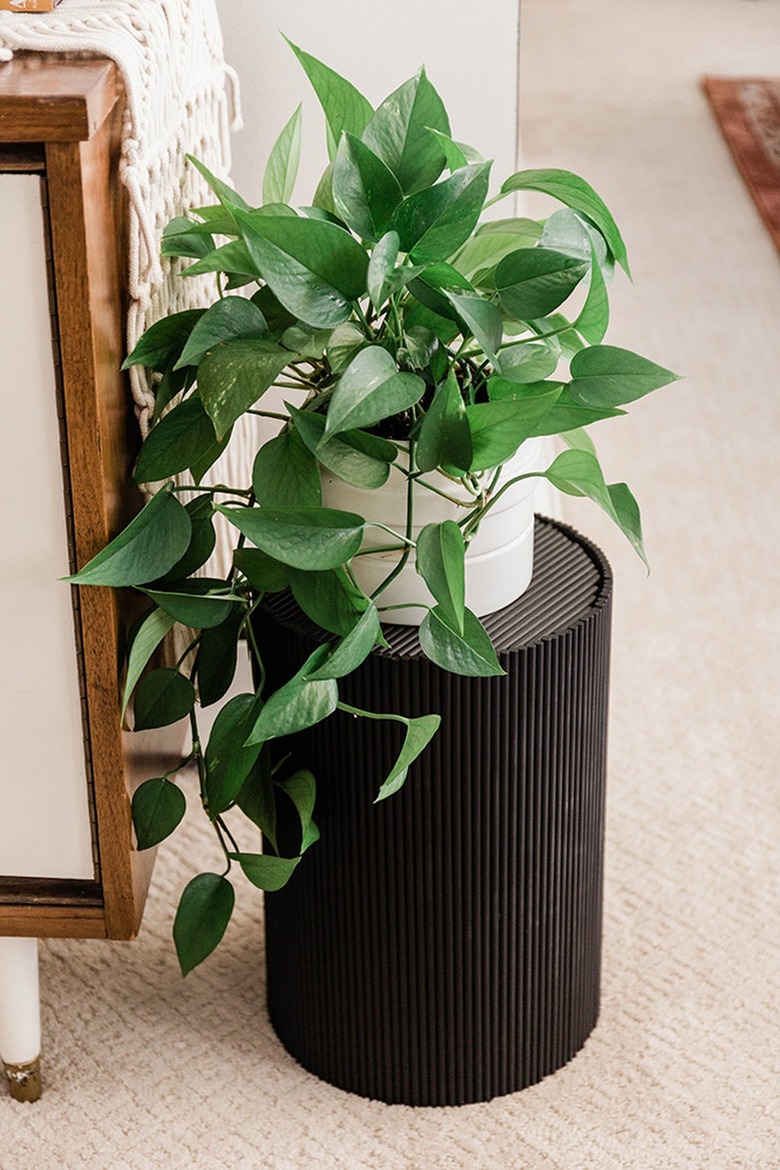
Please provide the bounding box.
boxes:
[0,937,42,1102]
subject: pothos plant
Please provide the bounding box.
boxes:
[68,40,678,974]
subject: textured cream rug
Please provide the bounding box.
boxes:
[2,1,779,1166]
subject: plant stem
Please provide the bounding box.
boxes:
[370,439,416,601]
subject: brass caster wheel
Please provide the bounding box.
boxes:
[4,1056,42,1102]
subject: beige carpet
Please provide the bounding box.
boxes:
[3,1,779,1166]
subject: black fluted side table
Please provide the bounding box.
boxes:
[255,517,613,1106]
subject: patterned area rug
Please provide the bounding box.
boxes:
[702,76,780,254]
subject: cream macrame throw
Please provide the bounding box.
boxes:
[0,0,241,439]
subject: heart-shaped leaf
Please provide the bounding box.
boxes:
[466,388,562,471]
[216,504,365,571]
[290,566,370,636]
[332,134,404,241]
[304,604,381,679]
[233,209,368,329]
[285,37,373,159]
[173,873,235,975]
[499,168,630,275]
[66,490,191,587]
[252,428,322,508]
[495,247,588,320]
[132,777,186,850]
[133,397,218,483]
[415,371,473,474]
[263,103,303,204]
[246,674,339,745]
[391,162,491,262]
[197,339,292,439]
[375,713,441,801]
[324,346,425,437]
[142,580,240,630]
[276,769,319,852]
[174,297,268,370]
[415,521,466,634]
[121,607,176,719]
[196,608,245,707]
[290,405,395,490]
[122,309,206,372]
[133,667,195,730]
[228,852,301,891]
[541,446,648,566]
[569,345,680,407]
[205,693,263,817]
[419,606,505,677]
[363,68,449,193]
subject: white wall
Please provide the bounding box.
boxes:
[217,1,521,205]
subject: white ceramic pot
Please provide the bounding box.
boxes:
[321,438,544,625]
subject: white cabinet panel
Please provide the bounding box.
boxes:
[0,175,95,881]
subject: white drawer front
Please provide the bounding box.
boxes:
[0,174,96,881]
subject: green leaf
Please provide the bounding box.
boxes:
[285,37,373,160]
[67,490,191,587]
[175,297,268,370]
[494,247,588,320]
[233,209,368,328]
[156,495,216,584]
[407,261,474,322]
[196,608,244,707]
[453,217,543,280]
[276,769,319,852]
[290,566,370,635]
[466,388,562,471]
[205,693,263,817]
[425,127,469,171]
[290,404,395,490]
[499,168,630,275]
[419,606,505,677]
[485,382,623,436]
[263,103,303,204]
[173,873,235,975]
[363,68,450,194]
[541,446,648,566]
[121,607,176,719]
[495,340,560,384]
[235,748,277,849]
[324,346,425,437]
[161,216,215,261]
[233,547,291,593]
[415,521,466,635]
[326,322,367,374]
[569,344,680,407]
[183,239,256,280]
[216,504,365,571]
[444,291,503,363]
[367,230,400,310]
[122,309,205,372]
[304,604,381,679]
[197,339,291,440]
[332,134,404,241]
[246,674,339,745]
[133,667,195,730]
[390,162,491,262]
[132,778,186,850]
[133,397,217,483]
[229,852,301,891]
[142,579,239,630]
[375,713,441,802]
[252,429,322,508]
[186,155,250,216]
[415,371,473,474]
[574,243,610,345]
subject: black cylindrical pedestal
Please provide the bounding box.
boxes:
[257,518,613,1105]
